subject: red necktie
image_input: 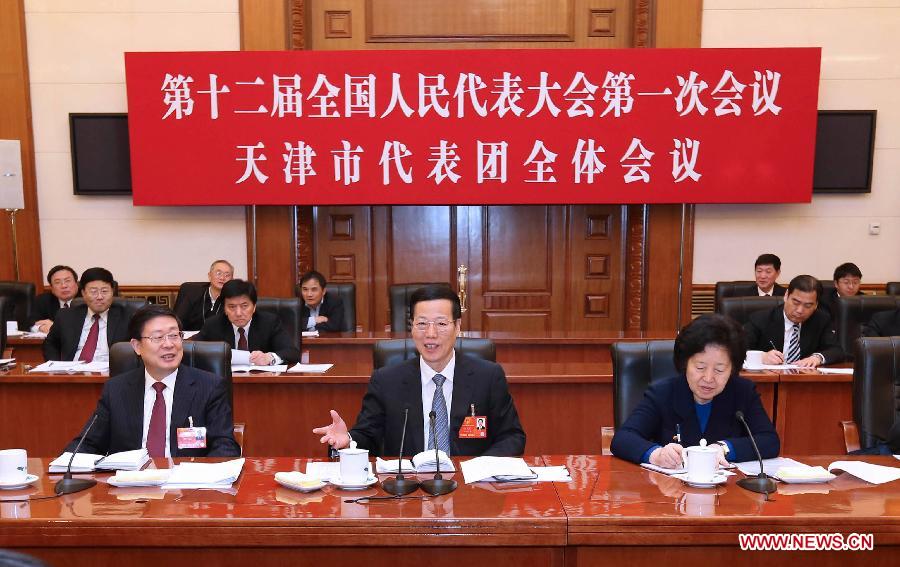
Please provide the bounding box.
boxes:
[80,314,100,362]
[146,382,167,457]
[238,327,248,350]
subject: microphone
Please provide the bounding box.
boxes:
[381,406,420,496]
[420,410,457,496]
[55,413,100,496]
[734,410,776,495]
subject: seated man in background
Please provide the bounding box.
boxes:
[744,274,844,367]
[29,265,79,334]
[820,262,864,318]
[193,279,300,366]
[611,314,779,467]
[313,285,525,457]
[43,267,131,362]
[174,259,234,331]
[862,307,900,337]
[745,253,785,297]
[299,270,345,332]
[64,305,240,457]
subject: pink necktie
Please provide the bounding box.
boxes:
[146,382,167,457]
[80,314,100,362]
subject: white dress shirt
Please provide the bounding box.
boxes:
[782,312,824,363]
[757,287,774,296]
[73,309,110,362]
[305,302,320,331]
[140,370,178,458]
[419,353,456,444]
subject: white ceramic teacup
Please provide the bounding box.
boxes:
[5,321,17,334]
[338,443,370,484]
[0,449,28,483]
[682,441,718,483]
[745,350,765,367]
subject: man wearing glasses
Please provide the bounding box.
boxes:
[313,284,526,456]
[64,305,240,457]
[43,267,132,362]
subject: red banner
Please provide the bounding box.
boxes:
[124,48,821,205]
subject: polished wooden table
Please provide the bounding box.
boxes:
[0,457,566,566]
[545,454,900,565]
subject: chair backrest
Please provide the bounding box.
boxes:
[0,281,36,329]
[820,279,836,299]
[70,296,147,316]
[255,297,302,348]
[294,282,357,332]
[835,295,900,358]
[887,282,900,296]
[852,337,900,451]
[611,340,677,428]
[0,297,7,354]
[109,340,233,409]
[714,280,756,313]
[173,281,208,311]
[388,282,453,332]
[718,296,782,326]
[373,337,496,369]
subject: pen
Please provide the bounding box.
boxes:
[768,339,778,351]
[674,424,682,444]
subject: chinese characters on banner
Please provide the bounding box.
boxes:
[123,48,821,205]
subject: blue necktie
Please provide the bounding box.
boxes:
[428,374,451,455]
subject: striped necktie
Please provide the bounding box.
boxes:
[428,374,451,455]
[785,322,801,363]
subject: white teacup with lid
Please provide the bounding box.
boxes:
[338,441,370,484]
[682,439,719,483]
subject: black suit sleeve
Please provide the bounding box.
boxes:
[610,386,666,464]
[481,364,526,457]
[721,383,780,462]
[347,367,389,453]
[42,317,64,361]
[316,295,345,332]
[266,317,301,364]
[812,316,844,364]
[203,376,242,457]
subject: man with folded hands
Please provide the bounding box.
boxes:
[64,305,240,458]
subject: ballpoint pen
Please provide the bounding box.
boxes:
[674,424,682,444]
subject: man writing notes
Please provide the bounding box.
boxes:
[174,259,234,331]
[43,267,130,362]
[313,285,525,456]
[299,270,345,332]
[744,275,844,367]
[64,305,240,457]
[29,265,79,334]
[192,279,300,366]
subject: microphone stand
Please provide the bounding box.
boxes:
[55,414,99,496]
[421,411,457,496]
[382,407,420,496]
[734,410,776,496]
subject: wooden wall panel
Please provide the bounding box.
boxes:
[0,0,43,286]
[484,206,550,292]
[389,206,454,284]
[314,205,372,329]
[568,205,625,331]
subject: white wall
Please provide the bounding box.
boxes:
[25,0,248,285]
[696,0,900,284]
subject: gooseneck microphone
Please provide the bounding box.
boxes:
[55,413,100,496]
[734,410,776,495]
[382,406,420,496]
[420,411,457,496]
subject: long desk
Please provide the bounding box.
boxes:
[2,456,899,566]
[0,363,777,457]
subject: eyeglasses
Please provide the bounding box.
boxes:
[141,332,184,344]
[412,319,456,333]
[212,270,233,278]
[84,288,113,298]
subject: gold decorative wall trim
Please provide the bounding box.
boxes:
[632,0,655,47]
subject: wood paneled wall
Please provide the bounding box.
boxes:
[246,0,702,332]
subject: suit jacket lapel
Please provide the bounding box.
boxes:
[123,369,146,449]
[65,305,89,359]
[106,305,120,346]
[672,377,700,441]
[766,307,785,351]
[169,366,197,455]
[402,359,425,455]
[706,378,736,441]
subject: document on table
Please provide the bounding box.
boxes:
[29,360,109,373]
[742,363,801,370]
[232,364,288,373]
[23,331,47,339]
[163,458,245,489]
[286,363,334,373]
[816,367,854,375]
[301,331,319,337]
[735,457,809,477]
[828,460,900,485]
[460,456,536,483]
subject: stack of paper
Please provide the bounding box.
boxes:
[49,449,150,473]
[735,457,809,477]
[23,331,47,339]
[163,458,245,489]
[375,457,416,474]
[411,450,455,472]
[0,358,15,366]
[232,364,288,373]
[286,363,334,373]
[30,360,109,373]
[460,456,535,483]
[828,460,900,485]
[529,466,572,482]
[301,330,319,337]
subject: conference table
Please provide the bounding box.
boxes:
[1,455,898,566]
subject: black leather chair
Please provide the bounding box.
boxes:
[372,338,495,369]
[173,281,209,316]
[0,297,7,355]
[718,296,782,326]
[255,297,303,348]
[389,282,453,332]
[887,282,900,296]
[841,337,900,453]
[0,281,36,330]
[820,279,836,299]
[611,340,678,428]
[834,295,900,359]
[714,280,757,313]
[294,282,357,332]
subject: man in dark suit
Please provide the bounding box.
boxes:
[173,259,234,331]
[29,265,79,334]
[742,253,786,297]
[43,267,132,362]
[744,274,844,367]
[298,270,345,332]
[314,285,525,457]
[193,279,300,365]
[820,262,865,318]
[65,305,239,457]
[862,308,900,337]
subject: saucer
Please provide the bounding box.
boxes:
[274,472,326,493]
[329,475,378,490]
[679,473,728,488]
[0,474,39,490]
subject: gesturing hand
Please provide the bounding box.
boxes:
[312,409,351,450]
